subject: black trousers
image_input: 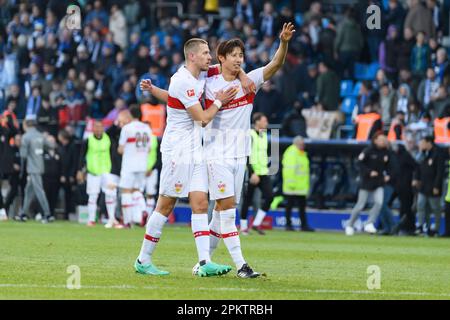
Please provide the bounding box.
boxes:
[61,180,75,218]
[44,177,60,217]
[0,173,23,213]
[391,189,415,232]
[285,195,309,228]
[445,202,450,236]
[241,175,273,220]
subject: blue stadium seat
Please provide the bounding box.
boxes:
[340,80,353,97]
[341,97,356,114]
[352,81,362,96]
[367,62,380,80]
[354,63,366,80]
[354,62,380,80]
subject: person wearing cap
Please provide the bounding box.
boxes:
[18,117,55,223]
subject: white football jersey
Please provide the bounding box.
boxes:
[160,66,209,159]
[204,67,265,159]
[119,120,152,173]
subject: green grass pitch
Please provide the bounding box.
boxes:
[1,221,450,300]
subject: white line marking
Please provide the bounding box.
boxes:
[1,284,450,298]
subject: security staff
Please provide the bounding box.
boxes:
[345,132,391,235]
[282,136,314,232]
[413,136,445,236]
[444,150,450,238]
[241,113,274,235]
[354,104,383,141]
[387,111,406,141]
[434,116,450,144]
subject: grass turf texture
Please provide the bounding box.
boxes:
[1,221,450,300]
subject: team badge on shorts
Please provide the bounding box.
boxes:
[175,182,183,193]
[218,181,226,193]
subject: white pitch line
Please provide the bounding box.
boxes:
[1,283,450,298]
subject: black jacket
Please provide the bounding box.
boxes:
[0,126,15,175]
[105,125,122,176]
[44,149,62,181]
[37,106,59,137]
[358,145,391,191]
[58,140,78,179]
[393,145,417,193]
[414,146,445,196]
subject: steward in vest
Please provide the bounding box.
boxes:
[240,113,274,235]
[354,104,383,141]
[387,111,406,141]
[78,120,119,227]
[282,136,314,232]
[434,116,450,144]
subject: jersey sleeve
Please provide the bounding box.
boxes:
[118,126,128,146]
[172,79,201,109]
[247,67,265,93]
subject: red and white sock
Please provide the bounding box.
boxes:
[87,194,98,223]
[253,209,266,227]
[209,209,221,257]
[138,211,168,264]
[192,213,211,263]
[220,208,246,270]
[105,194,117,224]
[121,193,134,225]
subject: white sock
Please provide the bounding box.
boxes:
[191,213,211,263]
[209,210,221,257]
[253,208,266,227]
[240,219,248,231]
[105,194,117,224]
[88,194,98,223]
[121,193,133,225]
[138,211,168,264]
[132,191,145,224]
[220,208,246,270]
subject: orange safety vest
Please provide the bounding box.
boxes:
[387,119,405,141]
[141,103,166,137]
[1,111,19,146]
[434,117,450,143]
[355,113,381,141]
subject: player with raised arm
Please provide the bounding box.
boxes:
[203,23,295,278]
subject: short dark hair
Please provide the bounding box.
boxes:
[216,38,245,64]
[421,135,434,144]
[58,129,71,141]
[129,104,142,120]
[252,112,266,124]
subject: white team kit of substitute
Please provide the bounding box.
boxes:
[204,67,266,204]
[119,121,153,190]
[159,66,211,198]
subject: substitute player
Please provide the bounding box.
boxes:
[77,120,119,227]
[204,23,295,278]
[118,105,152,228]
[134,38,239,276]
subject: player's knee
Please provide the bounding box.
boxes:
[191,199,209,213]
[88,193,99,204]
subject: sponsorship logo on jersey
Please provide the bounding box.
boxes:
[175,182,183,193]
[218,182,226,193]
[187,89,195,97]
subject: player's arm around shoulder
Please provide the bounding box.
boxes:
[263,22,296,82]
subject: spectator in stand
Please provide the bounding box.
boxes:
[37,98,59,138]
[385,0,406,33]
[434,47,449,83]
[26,85,42,118]
[256,1,279,40]
[109,4,127,50]
[405,101,421,125]
[282,100,307,138]
[334,6,364,79]
[379,25,401,82]
[410,31,430,80]
[316,61,340,111]
[396,83,412,114]
[397,27,415,72]
[404,0,436,38]
[253,80,284,124]
[417,67,440,110]
[429,85,450,119]
[379,82,397,124]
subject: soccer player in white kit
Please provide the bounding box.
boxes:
[134,38,240,276]
[118,105,153,228]
[203,23,295,278]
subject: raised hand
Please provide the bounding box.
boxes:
[279,22,296,43]
[140,79,153,92]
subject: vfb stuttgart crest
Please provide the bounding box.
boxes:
[175,181,183,193]
[218,181,226,193]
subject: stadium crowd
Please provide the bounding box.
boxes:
[1,0,450,236]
